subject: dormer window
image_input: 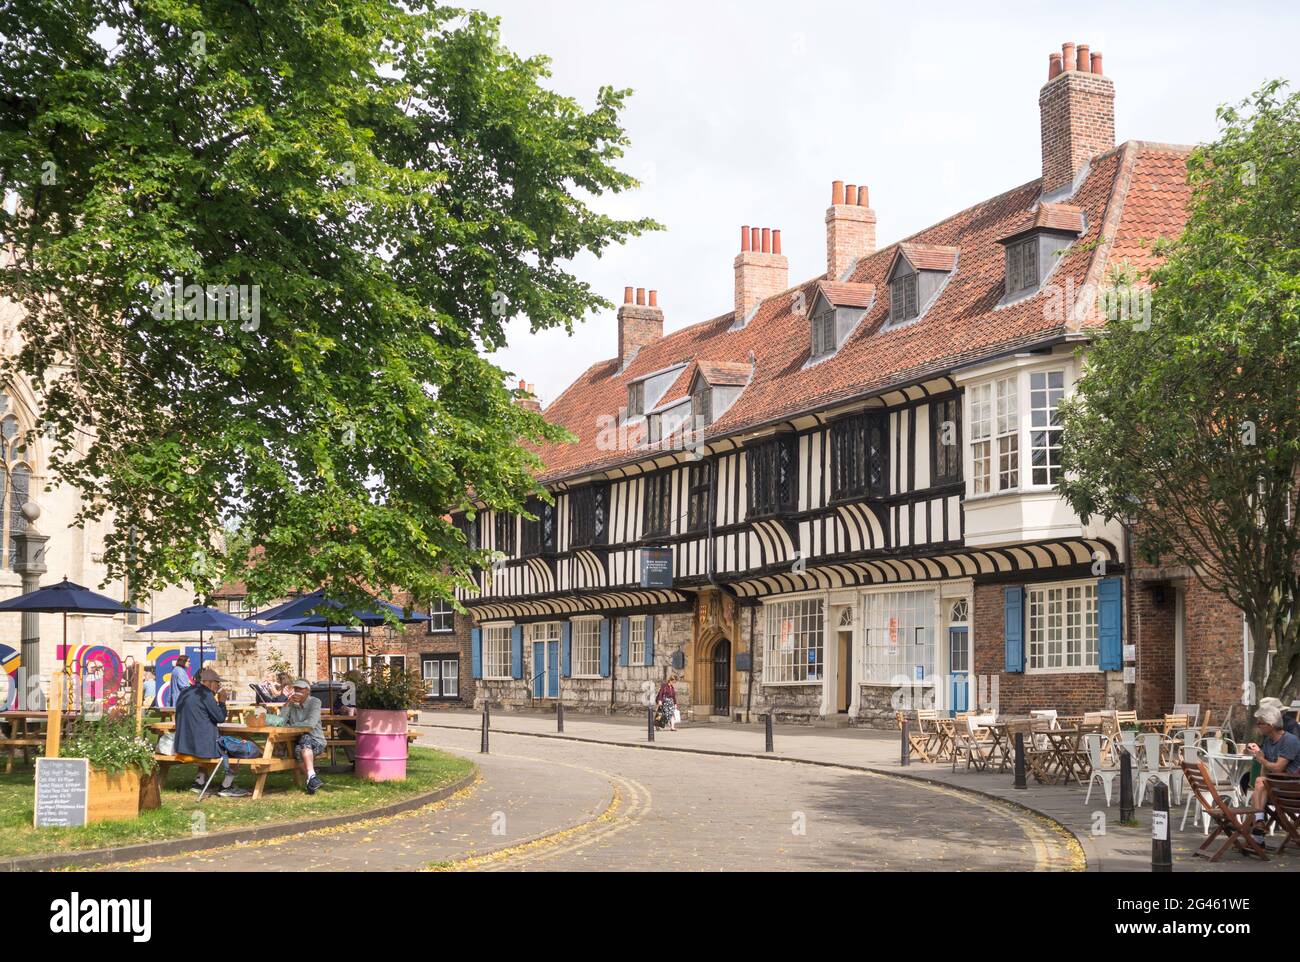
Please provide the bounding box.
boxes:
[1005,238,1039,294]
[692,381,712,426]
[885,245,957,327]
[890,273,919,323]
[810,308,836,359]
[628,380,645,417]
[807,282,874,362]
[996,203,1084,301]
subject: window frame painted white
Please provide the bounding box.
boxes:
[482,622,515,680]
[1025,579,1100,675]
[570,615,603,679]
[962,356,1077,503]
[762,592,826,686]
[858,585,939,687]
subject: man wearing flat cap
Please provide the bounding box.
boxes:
[280,679,326,794]
[174,667,252,797]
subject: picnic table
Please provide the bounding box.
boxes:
[0,710,83,773]
[149,721,309,799]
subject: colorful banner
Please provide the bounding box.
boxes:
[56,644,125,709]
[147,643,208,707]
[0,643,17,710]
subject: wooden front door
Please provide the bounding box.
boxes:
[712,640,731,715]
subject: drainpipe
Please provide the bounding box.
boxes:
[1124,522,1136,713]
[746,604,756,722]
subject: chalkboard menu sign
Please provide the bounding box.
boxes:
[34,757,90,828]
[640,547,673,588]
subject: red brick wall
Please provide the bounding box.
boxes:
[1039,69,1114,195]
[312,613,475,709]
[1180,578,1244,715]
[1133,580,1175,716]
[616,304,663,367]
[973,582,1110,715]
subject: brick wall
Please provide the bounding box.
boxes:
[1133,579,1175,716]
[312,613,475,709]
[972,581,1115,715]
[825,187,876,280]
[1039,68,1114,195]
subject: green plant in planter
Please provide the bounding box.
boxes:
[354,666,428,711]
[61,713,157,776]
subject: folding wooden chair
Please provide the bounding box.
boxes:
[1180,761,1268,861]
[917,709,947,761]
[1163,713,1189,736]
[1263,774,1300,854]
[896,711,936,763]
[951,715,993,773]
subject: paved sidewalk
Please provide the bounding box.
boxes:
[419,709,1294,873]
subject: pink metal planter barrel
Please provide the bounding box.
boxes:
[355,709,409,781]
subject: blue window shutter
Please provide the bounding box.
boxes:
[471,628,483,679]
[511,625,524,679]
[599,619,611,677]
[1003,586,1024,674]
[1098,577,1124,671]
[644,616,655,667]
[561,621,572,678]
[618,617,630,667]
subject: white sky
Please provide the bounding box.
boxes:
[475,1,1298,404]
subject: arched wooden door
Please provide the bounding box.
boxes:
[712,640,731,715]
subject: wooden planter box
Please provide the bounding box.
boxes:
[88,767,142,824]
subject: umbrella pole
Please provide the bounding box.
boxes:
[62,611,70,712]
[327,626,333,683]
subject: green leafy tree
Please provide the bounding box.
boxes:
[1059,82,1300,706]
[0,1,656,611]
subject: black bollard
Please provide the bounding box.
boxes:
[1119,748,1135,824]
[1151,781,1172,872]
[647,704,655,743]
[765,712,775,753]
[1013,732,1027,789]
[901,719,911,766]
[556,700,564,733]
[479,702,490,754]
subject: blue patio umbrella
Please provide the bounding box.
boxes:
[0,577,145,706]
[255,616,364,679]
[254,590,429,678]
[134,605,266,674]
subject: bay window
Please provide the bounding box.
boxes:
[1027,582,1098,672]
[746,435,797,517]
[764,597,824,683]
[1029,370,1065,486]
[968,368,1069,495]
[861,589,937,685]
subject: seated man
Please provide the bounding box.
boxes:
[280,679,326,794]
[174,667,254,798]
[1247,705,1300,837]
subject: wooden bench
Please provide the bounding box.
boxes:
[150,722,309,800]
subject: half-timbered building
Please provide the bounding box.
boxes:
[456,42,1245,726]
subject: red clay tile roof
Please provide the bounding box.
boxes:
[529,141,1192,485]
[896,243,961,272]
[997,201,1087,242]
[816,281,876,309]
[695,360,753,387]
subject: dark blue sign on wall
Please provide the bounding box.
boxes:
[640,547,673,588]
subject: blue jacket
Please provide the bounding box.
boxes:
[174,683,226,758]
[168,668,192,708]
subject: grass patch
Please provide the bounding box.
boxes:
[0,746,474,860]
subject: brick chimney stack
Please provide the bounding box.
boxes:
[515,379,542,413]
[825,180,877,280]
[617,286,664,368]
[1039,40,1114,198]
[733,224,788,324]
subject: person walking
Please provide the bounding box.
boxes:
[656,675,680,732]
